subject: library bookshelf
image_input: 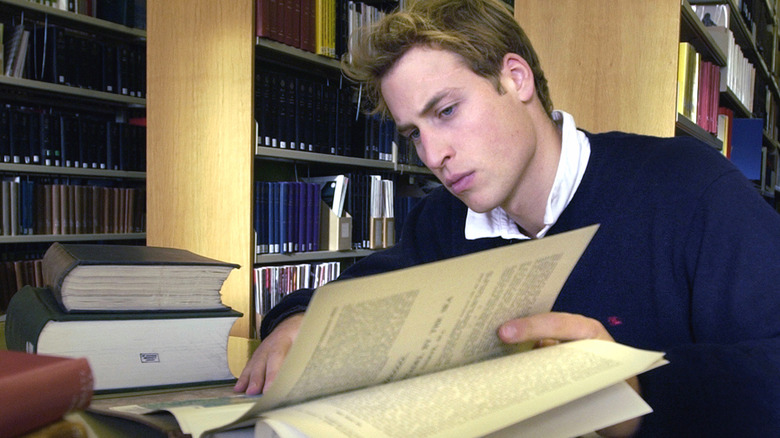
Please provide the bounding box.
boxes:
[0,0,147,309]
[516,0,780,200]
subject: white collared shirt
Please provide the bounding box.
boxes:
[464,110,590,240]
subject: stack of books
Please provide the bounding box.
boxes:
[4,242,241,392]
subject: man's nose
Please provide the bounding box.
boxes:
[420,130,454,169]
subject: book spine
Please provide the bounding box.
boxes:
[5,285,58,352]
[41,242,78,303]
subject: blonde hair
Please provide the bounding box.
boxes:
[341,0,553,118]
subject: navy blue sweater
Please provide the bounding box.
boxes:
[262,131,780,436]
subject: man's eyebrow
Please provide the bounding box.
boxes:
[395,89,455,134]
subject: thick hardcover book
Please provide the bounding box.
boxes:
[0,350,93,438]
[41,242,239,312]
[5,286,241,393]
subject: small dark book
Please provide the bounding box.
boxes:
[41,242,239,312]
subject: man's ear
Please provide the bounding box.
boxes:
[502,53,535,102]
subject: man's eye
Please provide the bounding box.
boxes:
[440,105,455,117]
[408,129,420,140]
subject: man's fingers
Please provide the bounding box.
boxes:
[234,348,269,395]
[498,312,614,344]
[234,313,305,395]
[262,348,289,394]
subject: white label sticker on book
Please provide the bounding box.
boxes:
[140,353,160,363]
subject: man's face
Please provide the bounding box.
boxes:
[381,46,542,214]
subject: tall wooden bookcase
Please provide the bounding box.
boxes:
[146,1,255,337]
[514,0,682,137]
[0,0,147,308]
[515,0,780,145]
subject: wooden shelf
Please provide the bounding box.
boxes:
[256,249,376,264]
[255,147,431,174]
[256,38,340,71]
[675,114,723,150]
[0,75,145,107]
[0,233,145,244]
[0,163,145,179]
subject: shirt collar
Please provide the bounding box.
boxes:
[464,110,591,240]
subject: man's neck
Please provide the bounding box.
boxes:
[503,114,563,237]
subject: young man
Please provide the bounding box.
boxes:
[236,0,780,436]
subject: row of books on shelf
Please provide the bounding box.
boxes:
[21,0,146,29]
[256,0,387,58]
[255,67,352,155]
[255,64,423,166]
[762,86,779,143]
[0,256,41,311]
[708,26,756,113]
[689,6,759,116]
[2,20,146,97]
[0,178,146,237]
[0,106,146,171]
[691,2,774,69]
[677,42,721,135]
[254,172,408,255]
[253,260,340,318]
[254,180,323,255]
[697,0,775,66]
[339,172,429,250]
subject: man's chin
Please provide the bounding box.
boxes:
[460,197,496,214]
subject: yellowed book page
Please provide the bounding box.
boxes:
[167,403,255,436]
[254,340,664,438]
[192,225,597,437]
[255,225,599,412]
[485,381,650,438]
[254,384,648,438]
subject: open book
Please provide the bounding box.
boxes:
[107,225,666,438]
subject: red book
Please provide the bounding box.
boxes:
[257,0,271,37]
[709,64,721,134]
[300,0,315,52]
[292,0,301,48]
[696,60,710,132]
[0,350,93,437]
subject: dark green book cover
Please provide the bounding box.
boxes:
[41,242,240,312]
[5,286,242,392]
[5,286,240,351]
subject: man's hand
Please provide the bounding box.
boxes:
[498,311,615,345]
[498,312,641,438]
[234,313,304,395]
